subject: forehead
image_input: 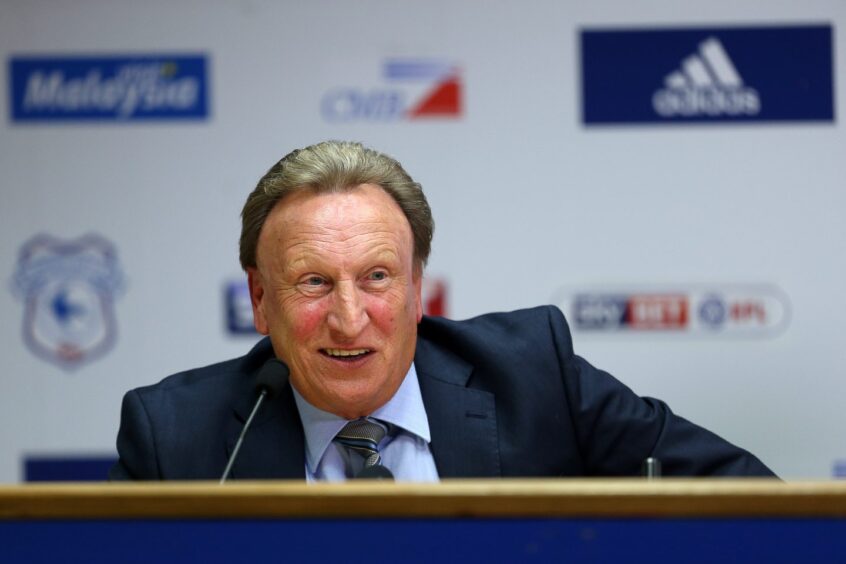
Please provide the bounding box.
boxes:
[257,184,413,262]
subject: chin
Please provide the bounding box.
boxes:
[326,385,389,417]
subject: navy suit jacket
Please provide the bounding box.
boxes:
[110,306,774,480]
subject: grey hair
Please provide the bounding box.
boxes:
[239,140,433,272]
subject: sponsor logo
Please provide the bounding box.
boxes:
[834,460,846,479]
[225,280,257,335]
[224,276,450,335]
[9,55,209,122]
[321,59,462,122]
[11,234,124,369]
[581,25,834,124]
[422,277,449,318]
[652,38,760,118]
[572,293,688,331]
[559,284,789,337]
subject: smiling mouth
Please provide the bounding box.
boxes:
[320,348,372,361]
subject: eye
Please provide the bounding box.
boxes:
[304,276,326,286]
[368,270,388,281]
[298,275,330,296]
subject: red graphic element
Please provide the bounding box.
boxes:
[627,295,688,329]
[407,75,462,118]
[423,279,448,317]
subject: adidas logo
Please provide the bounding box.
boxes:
[652,37,761,117]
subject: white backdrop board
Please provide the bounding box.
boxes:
[1,0,844,481]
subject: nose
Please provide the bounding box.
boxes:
[327,280,368,339]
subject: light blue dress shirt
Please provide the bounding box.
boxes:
[291,362,440,482]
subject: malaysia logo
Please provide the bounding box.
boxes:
[652,37,760,118]
[321,59,462,122]
[558,284,789,338]
[9,54,209,122]
[12,234,125,369]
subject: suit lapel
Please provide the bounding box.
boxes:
[415,337,500,478]
[226,367,306,480]
[221,334,500,480]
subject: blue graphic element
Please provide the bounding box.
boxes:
[581,25,834,124]
[52,288,85,324]
[383,60,452,80]
[698,295,727,328]
[225,280,258,335]
[9,55,209,122]
[573,294,628,329]
[12,233,124,370]
[3,519,845,563]
[25,455,116,482]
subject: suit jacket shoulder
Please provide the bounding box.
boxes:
[110,338,305,480]
[416,305,775,477]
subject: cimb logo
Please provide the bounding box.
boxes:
[652,37,760,118]
[321,59,462,122]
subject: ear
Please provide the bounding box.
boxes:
[413,268,424,323]
[247,267,270,335]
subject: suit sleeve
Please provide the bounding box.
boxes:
[109,389,161,480]
[547,307,776,477]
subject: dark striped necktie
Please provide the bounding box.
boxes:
[334,417,389,469]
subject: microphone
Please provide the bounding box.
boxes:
[355,465,395,480]
[641,457,662,480]
[220,358,289,483]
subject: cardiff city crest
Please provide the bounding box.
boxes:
[12,234,124,370]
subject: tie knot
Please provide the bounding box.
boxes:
[334,417,389,469]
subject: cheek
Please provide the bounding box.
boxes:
[366,289,416,330]
[367,299,398,329]
[283,301,327,344]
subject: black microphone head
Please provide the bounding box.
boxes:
[354,465,395,481]
[255,358,289,399]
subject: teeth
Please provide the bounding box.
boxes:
[324,348,370,357]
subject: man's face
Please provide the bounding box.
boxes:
[248,184,423,419]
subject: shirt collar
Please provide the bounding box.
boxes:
[291,362,431,475]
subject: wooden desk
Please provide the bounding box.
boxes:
[1,480,844,562]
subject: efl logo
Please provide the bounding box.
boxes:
[561,284,789,337]
[9,55,209,122]
[321,60,462,122]
[224,276,450,335]
[581,25,833,124]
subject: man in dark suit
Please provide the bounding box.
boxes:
[111,141,774,480]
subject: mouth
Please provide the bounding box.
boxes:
[320,348,373,362]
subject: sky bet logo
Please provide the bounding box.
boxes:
[9,55,209,122]
[321,59,462,122]
[559,284,789,338]
[581,25,833,124]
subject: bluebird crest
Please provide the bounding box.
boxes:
[12,234,124,370]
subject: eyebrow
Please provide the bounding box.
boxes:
[285,243,404,275]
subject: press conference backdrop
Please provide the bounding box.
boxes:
[1,0,843,482]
